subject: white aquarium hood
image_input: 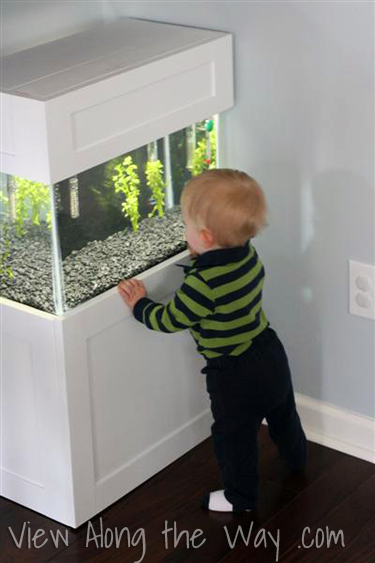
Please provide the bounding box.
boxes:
[1,17,233,185]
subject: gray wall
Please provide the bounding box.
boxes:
[3,2,374,418]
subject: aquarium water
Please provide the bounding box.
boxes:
[0,117,218,314]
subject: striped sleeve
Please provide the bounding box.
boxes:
[133,273,215,333]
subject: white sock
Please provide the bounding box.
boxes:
[207,489,252,512]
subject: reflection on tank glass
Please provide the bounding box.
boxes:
[0,117,218,314]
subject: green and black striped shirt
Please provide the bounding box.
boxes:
[133,239,269,359]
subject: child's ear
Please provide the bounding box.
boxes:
[200,228,215,249]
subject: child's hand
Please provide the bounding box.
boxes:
[118,278,147,310]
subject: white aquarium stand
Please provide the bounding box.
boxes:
[1,251,212,528]
[0,18,234,527]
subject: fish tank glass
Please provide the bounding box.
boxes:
[0,116,218,314]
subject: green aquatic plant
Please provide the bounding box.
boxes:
[145,159,166,218]
[190,126,217,177]
[112,155,141,232]
[0,191,8,214]
[13,177,51,236]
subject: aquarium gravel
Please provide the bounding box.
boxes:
[1,206,187,314]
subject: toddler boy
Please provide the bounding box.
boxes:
[118,168,307,513]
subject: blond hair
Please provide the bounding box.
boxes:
[180,168,268,247]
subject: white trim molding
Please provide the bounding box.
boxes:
[263,393,375,464]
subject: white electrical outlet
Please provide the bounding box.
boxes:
[349,260,375,320]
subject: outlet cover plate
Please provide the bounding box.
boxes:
[349,260,375,320]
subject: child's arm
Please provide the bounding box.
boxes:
[119,273,215,333]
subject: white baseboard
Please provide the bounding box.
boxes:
[263,393,375,464]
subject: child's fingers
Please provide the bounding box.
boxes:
[119,278,144,287]
[118,282,130,293]
[135,279,146,290]
[125,279,144,292]
[119,288,131,300]
[120,282,135,295]
[119,280,136,293]
[118,280,130,290]
[126,279,138,289]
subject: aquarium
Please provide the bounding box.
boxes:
[0,116,218,314]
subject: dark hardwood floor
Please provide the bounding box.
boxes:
[1,425,375,563]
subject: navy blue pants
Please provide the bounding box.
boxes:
[201,326,307,510]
